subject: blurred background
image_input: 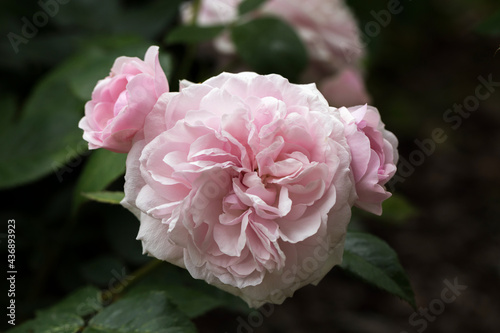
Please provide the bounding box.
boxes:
[1,0,499,332]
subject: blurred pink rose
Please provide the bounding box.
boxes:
[182,0,364,70]
[262,0,364,70]
[182,0,240,26]
[339,105,398,215]
[79,46,168,153]
[319,68,371,108]
[122,72,356,307]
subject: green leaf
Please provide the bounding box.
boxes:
[476,9,500,35]
[69,53,116,102]
[7,313,84,333]
[7,287,99,332]
[126,278,228,318]
[37,286,103,318]
[127,283,230,319]
[380,194,418,224]
[238,0,267,16]
[82,191,125,205]
[126,263,250,318]
[231,16,308,81]
[166,25,226,45]
[0,37,152,190]
[341,232,416,308]
[354,193,418,225]
[158,286,228,319]
[72,149,127,215]
[0,71,84,190]
[0,94,17,133]
[83,291,197,333]
[0,43,109,189]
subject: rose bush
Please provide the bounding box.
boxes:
[339,104,398,215]
[78,46,168,153]
[121,72,357,307]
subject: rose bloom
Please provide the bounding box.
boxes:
[339,104,398,215]
[319,68,371,108]
[122,72,356,307]
[182,0,364,70]
[78,46,168,153]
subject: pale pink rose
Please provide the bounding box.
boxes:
[78,46,168,153]
[339,105,398,215]
[182,0,364,70]
[319,68,371,108]
[122,72,356,307]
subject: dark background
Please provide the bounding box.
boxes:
[1,0,499,332]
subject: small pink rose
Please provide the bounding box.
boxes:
[78,46,168,153]
[339,105,398,215]
[122,72,356,307]
[319,68,371,108]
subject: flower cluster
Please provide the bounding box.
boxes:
[79,45,398,307]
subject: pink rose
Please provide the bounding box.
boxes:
[122,72,356,307]
[319,68,371,108]
[78,46,169,153]
[339,105,398,215]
